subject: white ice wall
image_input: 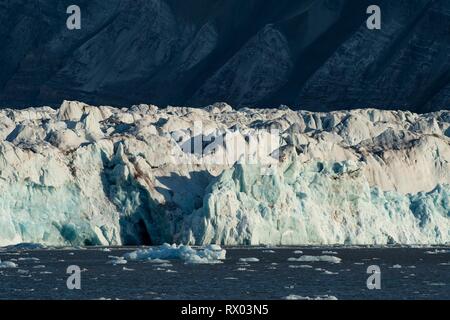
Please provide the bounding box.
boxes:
[0,101,448,246]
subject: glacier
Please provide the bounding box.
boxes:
[0,100,448,246]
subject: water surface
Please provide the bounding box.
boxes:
[0,246,448,300]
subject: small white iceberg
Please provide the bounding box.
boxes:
[425,249,449,255]
[323,270,339,275]
[18,257,40,262]
[288,255,342,264]
[124,243,226,264]
[239,257,260,263]
[107,257,127,265]
[284,295,338,300]
[122,267,135,271]
[0,259,18,268]
[322,251,338,255]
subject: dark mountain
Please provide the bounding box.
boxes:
[0,0,449,112]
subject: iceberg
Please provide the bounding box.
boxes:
[0,259,18,268]
[284,295,338,300]
[124,243,226,264]
[287,256,342,264]
[0,101,448,246]
[239,257,260,262]
[186,161,449,245]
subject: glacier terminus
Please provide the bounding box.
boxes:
[0,100,448,246]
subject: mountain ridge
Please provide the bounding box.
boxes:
[1,0,450,112]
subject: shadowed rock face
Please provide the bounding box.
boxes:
[0,0,450,112]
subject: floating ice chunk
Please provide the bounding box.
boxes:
[288,255,342,264]
[239,257,260,262]
[392,264,402,269]
[158,263,173,268]
[0,259,18,268]
[107,257,127,265]
[425,249,449,254]
[293,250,303,254]
[122,267,134,271]
[315,268,325,272]
[285,285,295,289]
[18,257,40,262]
[323,270,339,275]
[124,243,226,264]
[322,251,338,255]
[262,250,275,253]
[284,295,338,300]
[425,282,446,286]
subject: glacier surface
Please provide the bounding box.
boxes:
[0,101,448,246]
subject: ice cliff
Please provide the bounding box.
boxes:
[0,101,448,246]
[2,0,450,112]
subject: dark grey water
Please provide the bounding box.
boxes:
[0,247,448,300]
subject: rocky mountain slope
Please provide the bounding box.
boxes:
[0,101,448,246]
[1,0,450,112]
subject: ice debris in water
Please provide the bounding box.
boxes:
[425,249,449,254]
[107,256,127,265]
[284,295,338,300]
[124,243,226,264]
[0,259,18,268]
[287,255,342,264]
[239,257,260,262]
[18,257,40,261]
